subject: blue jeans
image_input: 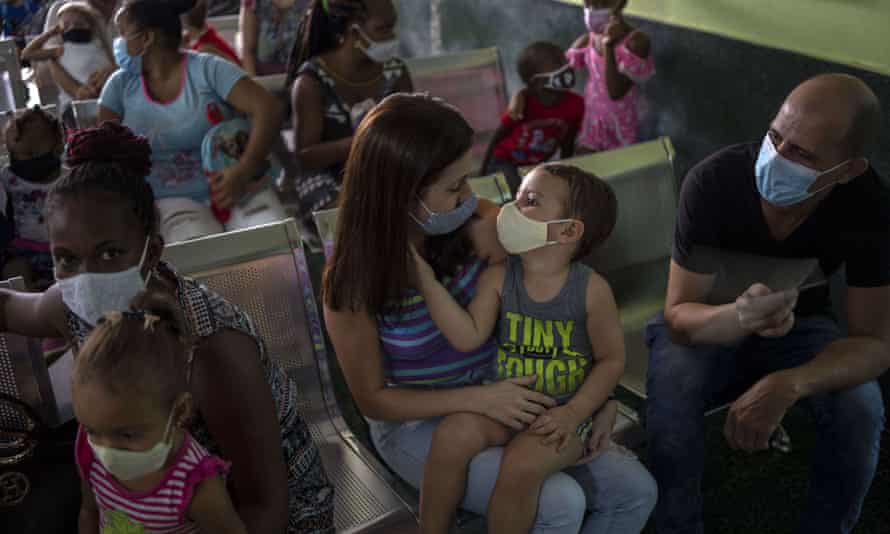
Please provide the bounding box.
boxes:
[370,417,657,533]
[645,313,884,534]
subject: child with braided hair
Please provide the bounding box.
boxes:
[73,306,247,534]
[0,121,333,533]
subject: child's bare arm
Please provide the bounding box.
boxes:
[480,122,512,175]
[21,26,63,63]
[529,274,625,451]
[412,247,504,352]
[188,475,249,534]
[48,59,85,98]
[569,273,625,417]
[506,87,527,121]
[571,33,590,49]
[78,480,99,534]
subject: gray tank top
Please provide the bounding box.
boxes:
[495,255,594,404]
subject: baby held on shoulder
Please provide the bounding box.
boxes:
[412,163,625,534]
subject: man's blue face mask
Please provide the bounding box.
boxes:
[755,134,849,207]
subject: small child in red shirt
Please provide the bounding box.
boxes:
[482,41,584,193]
[181,0,243,67]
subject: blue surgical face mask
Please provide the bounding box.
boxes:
[113,36,143,75]
[411,193,478,236]
[755,134,848,207]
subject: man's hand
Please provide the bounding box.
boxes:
[736,283,798,338]
[724,372,799,452]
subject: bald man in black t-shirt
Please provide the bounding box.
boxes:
[646,74,890,534]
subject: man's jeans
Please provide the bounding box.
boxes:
[645,313,884,534]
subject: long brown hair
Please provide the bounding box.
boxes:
[323,93,475,314]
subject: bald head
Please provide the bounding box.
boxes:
[786,74,881,158]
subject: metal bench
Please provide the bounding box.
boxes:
[0,40,28,113]
[162,219,418,533]
[406,48,507,169]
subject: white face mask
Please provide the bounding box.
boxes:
[497,201,573,254]
[352,24,399,63]
[56,236,153,326]
[88,407,175,481]
[584,7,612,33]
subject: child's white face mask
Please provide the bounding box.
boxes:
[56,235,152,326]
[497,201,573,254]
[88,408,175,481]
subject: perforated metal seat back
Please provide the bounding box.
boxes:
[0,277,59,433]
[162,220,415,532]
[406,48,508,166]
[0,40,27,112]
[71,99,99,129]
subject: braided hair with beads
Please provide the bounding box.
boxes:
[47,121,157,236]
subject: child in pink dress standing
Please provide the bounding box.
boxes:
[567,0,654,152]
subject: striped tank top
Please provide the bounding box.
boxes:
[75,426,229,533]
[378,257,497,386]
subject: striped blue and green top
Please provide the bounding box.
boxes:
[377,257,496,386]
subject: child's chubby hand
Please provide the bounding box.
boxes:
[507,88,527,121]
[575,400,617,464]
[530,403,588,453]
[409,244,436,284]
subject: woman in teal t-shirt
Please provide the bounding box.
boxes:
[98,0,286,243]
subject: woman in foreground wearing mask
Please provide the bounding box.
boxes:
[324,93,657,534]
[285,0,411,241]
[98,0,286,244]
[1,122,334,533]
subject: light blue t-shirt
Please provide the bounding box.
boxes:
[99,52,246,201]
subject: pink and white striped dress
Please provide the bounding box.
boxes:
[75,425,229,534]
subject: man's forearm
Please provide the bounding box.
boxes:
[666,302,748,347]
[785,336,890,398]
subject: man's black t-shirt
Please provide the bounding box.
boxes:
[674,143,890,317]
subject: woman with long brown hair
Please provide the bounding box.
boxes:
[324,93,656,533]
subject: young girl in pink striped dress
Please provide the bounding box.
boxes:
[72,308,247,534]
[566,0,654,151]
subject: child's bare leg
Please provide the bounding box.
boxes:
[420,413,511,534]
[487,429,585,534]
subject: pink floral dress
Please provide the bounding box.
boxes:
[566,30,655,151]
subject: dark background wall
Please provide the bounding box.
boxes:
[397,0,890,186]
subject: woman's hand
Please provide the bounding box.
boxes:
[209,165,250,210]
[575,400,617,464]
[529,403,587,453]
[476,376,557,430]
